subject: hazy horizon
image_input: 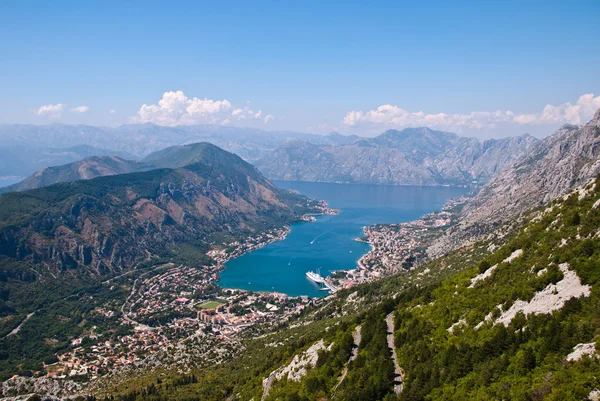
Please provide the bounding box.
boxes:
[0,118,576,141]
[1,1,599,139]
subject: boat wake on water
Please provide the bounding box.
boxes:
[310,227,344,244]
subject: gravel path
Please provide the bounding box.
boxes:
[331,325,362,396]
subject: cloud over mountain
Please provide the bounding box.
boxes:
[35,103,64,118]
[70,105,90,113]
[133,90,274,126]
[343,93,600,133]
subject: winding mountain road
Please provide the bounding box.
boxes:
[120,263,173,330]
[386,312,404,395]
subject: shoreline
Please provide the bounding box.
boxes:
[209,193,469,296]
[326,195,472,289]
[273,179,479,190]
[209,202,341,297]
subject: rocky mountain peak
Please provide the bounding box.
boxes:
[256,128,536,187]
[591,107,600,125]
[427,111,600,259]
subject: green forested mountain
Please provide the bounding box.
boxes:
[0,143,312,275]
[1,142,259,194]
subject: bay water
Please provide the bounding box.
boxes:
[217,181,469,297]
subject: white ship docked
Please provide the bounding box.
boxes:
[306,269,325,284]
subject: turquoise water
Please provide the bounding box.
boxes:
[217,181,470,297]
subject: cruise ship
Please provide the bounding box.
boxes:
[306,269,325,284]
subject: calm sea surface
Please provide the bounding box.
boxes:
[217,181,470,297]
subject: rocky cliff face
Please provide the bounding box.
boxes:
[255,128,537,186]
[463,109,600,225]
[427,109,600,258]
[0,144,315,277]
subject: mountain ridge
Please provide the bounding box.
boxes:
[1,142,268,194]
[256,128,538,186]
[0,143,316,276]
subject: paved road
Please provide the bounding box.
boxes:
[261,369,279,401]
[386,313,404,395]
[120,263,173,330]
[4,312,35,339]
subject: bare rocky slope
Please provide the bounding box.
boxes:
[427,108,600,258]
[255,128,537,186]
[463,108,600,224]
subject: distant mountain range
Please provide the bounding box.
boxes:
[1,125,538,191]
[0,144,135,179]
[255,127,538,186]
[0,156,149,193]
[0,123,358,178]
[1,142,289,194]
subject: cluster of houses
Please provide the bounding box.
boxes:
[336,197,470,286]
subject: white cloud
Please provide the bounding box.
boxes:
[264,114,275,124]
[133,90,274,126]
[109,109,116,114]
[70,105,89,113]
[343,93,600,132]
[35,103,64,118]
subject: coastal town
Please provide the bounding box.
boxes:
[37,205,339,383]
[36,196,473,384]
[328,196,471,288]
[5,195,467,388]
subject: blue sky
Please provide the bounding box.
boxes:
[1,0,599,138]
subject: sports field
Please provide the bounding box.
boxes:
[198,300,224,309]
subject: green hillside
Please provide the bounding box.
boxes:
[101,177,600,401]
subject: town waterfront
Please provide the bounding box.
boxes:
[217,181,470,297]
